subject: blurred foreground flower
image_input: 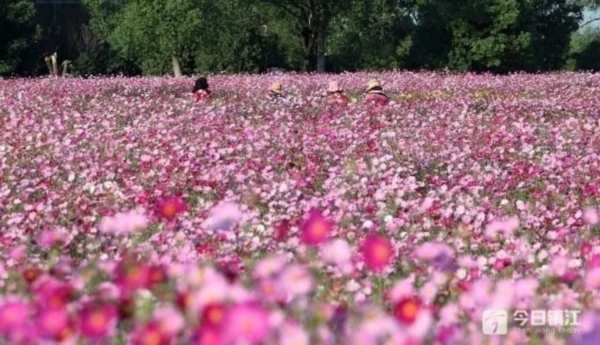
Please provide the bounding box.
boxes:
[0,298,30,337]
[321,239,352,267]
[300,210,332,246]
[100,210,148,235]
[223,302,269,344]
[202,202,243,231]
[584,207,599,226]
[394,296,422,325]
[361,234,394,272]
[484,216,519,238]
[78,303,118,340]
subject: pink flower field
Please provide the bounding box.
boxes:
[1,72,600,344]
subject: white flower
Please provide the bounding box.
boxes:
[321,239,352,267]
[279,264,313,297]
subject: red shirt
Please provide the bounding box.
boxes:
[364,92,389,106]
[193,90,212,102]
[327,92,349,106]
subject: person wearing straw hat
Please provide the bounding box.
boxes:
[268,82,283,100]
[192,76,213,102]
[326,81,349,106]
[364,78,389,106]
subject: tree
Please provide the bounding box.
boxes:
[84,0,206,76]
[527,0,582,70]
[328,0,415,71]
[0,0,41,76]
[405,0,582,72]
[260,0,349,72]
[84,0,292,75]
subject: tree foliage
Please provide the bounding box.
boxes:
[0,0,41,76]
[405,0,581,72]
[1,0,593,75]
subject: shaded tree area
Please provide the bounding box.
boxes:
[0,0,41,76]
[0,0,597,76]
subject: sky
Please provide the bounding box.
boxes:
[582,9,600,29]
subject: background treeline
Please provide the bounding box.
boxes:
[2,0,600,77]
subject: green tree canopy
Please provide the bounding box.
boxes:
[0,0,41,76]
[405,0,582,72]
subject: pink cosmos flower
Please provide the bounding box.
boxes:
[361,234,394,272]
[300,209,332,246]
[278,264,314,297]
[548,256,569,277]
[78,303,118,340]
[485,216,520,238]
[202,303,227,327]
[154,306,185,337]
[253,255,287,280]
[21,267,42,285]
[114,258,151,294]
[393,296,422,325]
[223,302,270,344]
[202,202,243,231]
[583,207,600,226]
[273,219,291,242]
[99,210,148,235]
[321,239,352,267]
[32,277,73,309]
[129,321,172,345]
[585,267,600,290]
[155,195,187,220]
[0,298,30,336]
[280,322,310,345]
[37,230,66,250]
[36,307,73,341]
[414,242,456,271]
[194,325,222,345]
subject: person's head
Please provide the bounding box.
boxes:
[269,82,282,95]
[328,81,343,94]
[366,78,382,92]
[193,77,209,92]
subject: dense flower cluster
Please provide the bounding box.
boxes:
[1,72,600,343]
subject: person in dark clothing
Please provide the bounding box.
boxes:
[192,77,213,102]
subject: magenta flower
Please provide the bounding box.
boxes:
[223,302,270,344]
[300,210,332,246]
[114,258,151,294]
[361,234,394,272]
[0,299,30,336]
[36,307,73,341]
[155,195,187,220]
[130,321,172,345]
[78,303,118,340]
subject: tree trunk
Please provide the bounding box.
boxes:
[171,55,182,77]
[316,30,326,73]
[44,57,53,76]
[51,53,58,77]
[62,61,70,77]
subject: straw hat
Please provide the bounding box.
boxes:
[366,79,382,92]
[270,82,282,94]
[328,81,343,93]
